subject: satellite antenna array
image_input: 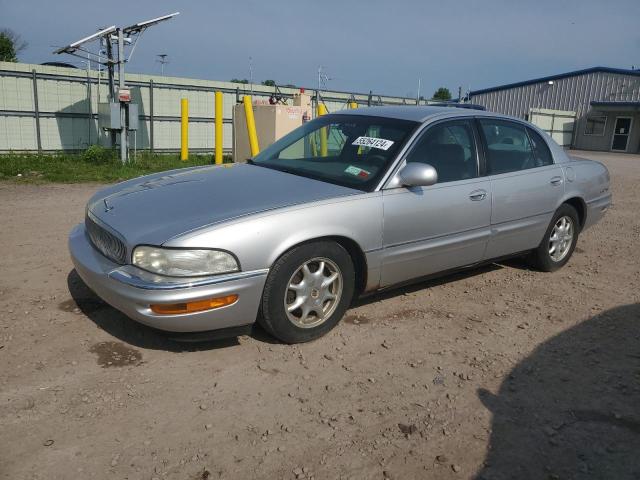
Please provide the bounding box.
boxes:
[123,12,180,35]
[54,12,179,163]
[53,25,116,55]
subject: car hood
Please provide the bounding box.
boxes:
[87,163,359,247]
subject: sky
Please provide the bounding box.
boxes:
[2,0,639,98]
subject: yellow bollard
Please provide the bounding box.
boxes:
[180,98,189,161]
[317,103,328,157]
[215,91,223,164]
[243,95,260,157]
[349,102,360,152]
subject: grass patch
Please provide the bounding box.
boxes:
[0,147,232,184]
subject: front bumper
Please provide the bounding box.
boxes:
[68,224,268,332]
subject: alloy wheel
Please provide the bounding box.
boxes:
[549,215,574,262]
[284,257,343,328]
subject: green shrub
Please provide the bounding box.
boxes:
[0,151,220,183]
[81,145,116,164]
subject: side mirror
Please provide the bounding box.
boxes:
[396,162,438,187]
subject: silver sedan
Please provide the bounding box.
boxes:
[69,106,611,343]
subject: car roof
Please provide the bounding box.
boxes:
[330,105,500,123]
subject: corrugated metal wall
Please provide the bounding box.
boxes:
[470,71,640,118]
[0,62,416,153]
[469,71,640,149]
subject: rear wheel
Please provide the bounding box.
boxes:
[259,241,355,343]
[528,204,579,272]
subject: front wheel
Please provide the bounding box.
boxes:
[259,241,355,343]
[528,204,579,272]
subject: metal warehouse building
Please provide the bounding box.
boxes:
[468,67,640,153]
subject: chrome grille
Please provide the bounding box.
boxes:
[85,214,127,264]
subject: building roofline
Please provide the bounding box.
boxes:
[591,101,640,107]
[469,67,640,96]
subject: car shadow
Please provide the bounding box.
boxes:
[66,269,278,352]
[475,303,640,479]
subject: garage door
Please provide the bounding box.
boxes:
[529,108,575,148]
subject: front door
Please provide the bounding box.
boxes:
[611,117,633,152]
[381,119,492,287]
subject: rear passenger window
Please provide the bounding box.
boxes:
[526,127,554,167]
[406,121,477,183]
[479,119,536,175]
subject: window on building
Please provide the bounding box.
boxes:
[479,119,536,175]
[584,116,607,136]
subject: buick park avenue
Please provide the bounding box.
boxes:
[69,107,610,343]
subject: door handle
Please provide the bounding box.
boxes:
[550,176,563,186]
[469,190,487,201]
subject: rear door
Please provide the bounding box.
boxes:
[477,118,564,259]
[380,119,492,286]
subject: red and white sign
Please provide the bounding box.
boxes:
[118,88,132,102]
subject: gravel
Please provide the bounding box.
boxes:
[0,151,638,479]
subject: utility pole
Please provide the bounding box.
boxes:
[316,66,330,112]
[54,12,179,163]
[249,56,253,96]
[104,36,117,147]
[318,66,322,113]
[156,54,168,75]
[117,28,128,163]
[85,55,92,145]
[416,78,421,105]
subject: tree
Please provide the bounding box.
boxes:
[230,78,249,84]
[0,29,27,62]
[0,34,16,62]
[431,87,452,101]
[261,79,276,87]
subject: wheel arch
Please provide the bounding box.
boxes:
[271,235,368,296]
[561,196,587,229]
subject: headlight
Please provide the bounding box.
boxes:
[132,246,239,277]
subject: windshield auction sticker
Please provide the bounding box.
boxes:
[344,165,371,178]
[352,136,395,150]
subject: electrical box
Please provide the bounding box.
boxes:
[232,93,311,162]
[98,102,121,130]
[127,104,139,131]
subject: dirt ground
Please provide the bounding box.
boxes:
[0,151,638,480]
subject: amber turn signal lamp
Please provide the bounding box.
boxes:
[150,294,238,315]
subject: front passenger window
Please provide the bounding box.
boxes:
[406,121,478,183]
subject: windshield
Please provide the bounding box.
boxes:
[252,114,419,191]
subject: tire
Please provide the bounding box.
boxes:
[259,241,355,343]
[528,204,580,272]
